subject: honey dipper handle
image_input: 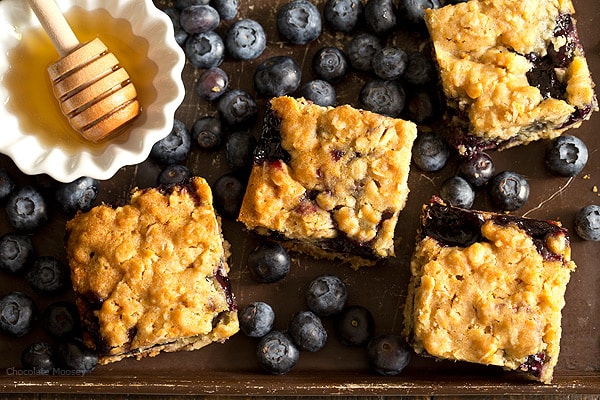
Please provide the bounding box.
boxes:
[27,0,80,56]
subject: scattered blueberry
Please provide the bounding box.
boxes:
[5,186,48,231]
[179,4,220,34]
[212,173,245,218]
[195,67,229,101]
[459,152,495,187]
[367,334,411,375]
[545,134,588,177]
[288,310,327,352]
[312,46,349,83]
[345,33,382,72]
[334,305,375,346]
[57,339,98,375]
[150,119,191,165]
[364,0,397,35]
[185,30,225,69]
[256,330,299,374]
[574,204,600,241]
[157,164,192,187]
[225,19,266,60]
[55,176,99,215]
[439,176,475,209]
[0,168,15,202]
[0,291,36,337]
[276,0,322,45]
[397,0,441,27]
[254,56,302,98]
[225,131,257,171]
[403,51,437,86]
[42,301,80,339]
[299,80,336,107]
[176,0,210,9]
[405,89,438,123]
[359,79,405,117]
[247,241,291,284]
[306,275,347,317]
[26,256,70,294]
[0,232,34,274]
[22,341,56,374]
[162,7,189,47]
[191,116,223,149]
[372,46,408,81]
[217,89,258,127]
[411,132,450,172]
[488,171,530,211]
[323,0,364,33]
[211,0,238,20]
[239,301,275,338]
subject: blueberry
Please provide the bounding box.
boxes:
[411,132,450,172]
[372,46,408,80]
[239,301,275,338]
[157,164,192,187]
[405,89,438,123]
[359,80,405,117]
[334,305,375,346]
[225,19,266,61]
[57,339,98,375]
[574,204,600,241]
[176,0,210,9]
[439,176,475,209]
[185,31,225,69]
[195,67,229,101]
[164,7,189,47]
[459,152,495,187]
[217,89,258,127]
[5,186,48,231]
[299,80,336,107]
[545,134,588,177]
[0,168,15,202]
[179,4,220,34]
[55,176,99,215]
[254,56,302,98]
[312,46,349,83]
[367,334,411,375]
[22,342,56,374]
[403,52,437,86]
[0,232,34,274]
[26,256,70,294]
[225,131,257,171]
[345,33,382,72]
[276,0,322,45]
[0,291,36,337]
[324,0,364,33]
[488,171,530,211]
[211,0,238,20]
[306,275,347,317]
[247,241,291,284]
[212,173,245,218]
[288,310,327,352]
[42,301,80,339]
[191,116,223,149]
[397,0,442,27]
[256,330,299,374]
[364,0,397,35]
[150,119,191,165]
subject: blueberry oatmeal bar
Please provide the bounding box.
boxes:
[238,96,417,268]
[65,177,238,364]
[403,197,577,383]
[425,0,598,154]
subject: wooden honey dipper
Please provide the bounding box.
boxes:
[27,0,140,143]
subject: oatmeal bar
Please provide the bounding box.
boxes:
[65,177,238,364]
[425,0,597,154]
[403,198,577,383]
[238,96,417,268]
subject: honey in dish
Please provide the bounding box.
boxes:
[5,7,158,155]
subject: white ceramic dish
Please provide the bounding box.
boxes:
[0,0,185,182]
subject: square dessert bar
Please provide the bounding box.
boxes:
[425,0,598,154]
[238,96,417,268]
[65,177,238,364]
[403,198,577,383]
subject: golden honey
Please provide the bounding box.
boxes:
[5,7,158,155]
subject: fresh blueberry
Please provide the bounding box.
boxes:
[254,56,302,98]
[359,79,405,117]
[459,152,496,187]
[179,5,220,34]
[247,241,291,284]
[212,173,245,218]
[397,0,442,27]
[256,330,299,374]
[150,119,191,165]
[545,134,588,177]
[364,0,397,35]
[157,164,192,187]
[306,275,347,317]
[162,7,189,47]
[217,89,258,127]
[5,186,48,231]
[185,31,225,69]
[488,171,530,211]
[195,67,229,101]
[176,0,210,9]
[312,46,349,83]
[225,131,257,171]
[334,305,375,346]
[211,0,238,20]
[300,80,336,107]
[439,176,475,209]
[22,342,56,374]
[42,301,80,339]
[345,33,382,72]
[574,204,600,241]
[0,232,34,274]
[191,116,223,149]
[239,301,275,338]
[324,0,364,33]
[26,256,70,294]
[55,176,99,215]
[225,19,266,61]
[56,339,98,375]
[0,291,36,337]
[0,168,15,202]
[403,51,437,86]
[405,89,438,123]
[276,0,322,45]
[288,310,327,352]
[367,334,411,375]
[412,132,450,172]
[372,46,408,80]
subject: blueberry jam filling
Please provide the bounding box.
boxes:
[519,352,547,379]
[253,105,291,164]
